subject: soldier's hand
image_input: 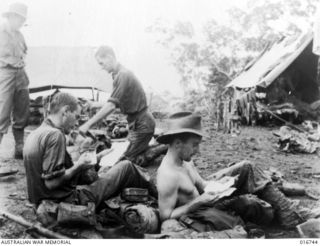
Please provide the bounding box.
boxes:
[76,152,93,167]
[198,193,218,204]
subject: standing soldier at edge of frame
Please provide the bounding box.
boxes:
[0,2,29,159]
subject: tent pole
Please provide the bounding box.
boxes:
[91,87,95,101]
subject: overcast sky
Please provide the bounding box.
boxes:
[0,0,246,96]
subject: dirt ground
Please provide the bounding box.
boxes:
[0,119,319,239]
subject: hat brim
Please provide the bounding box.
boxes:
[2,11,26,19]
[156,128,205,144]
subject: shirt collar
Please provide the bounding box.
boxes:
[44,118,65,133]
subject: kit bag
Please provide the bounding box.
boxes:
[57,202,97,226]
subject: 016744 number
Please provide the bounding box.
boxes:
[300,240,318,244]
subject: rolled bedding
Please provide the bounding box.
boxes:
[122,204,159,234]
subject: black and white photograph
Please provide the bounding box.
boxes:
[0,0,319,242]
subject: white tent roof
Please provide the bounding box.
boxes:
[25,47,113,93]
[226,31,313,88]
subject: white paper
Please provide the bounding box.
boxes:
[99,141,130,168]
[204,176,237,199]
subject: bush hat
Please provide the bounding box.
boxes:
[2,3,27,19]
[156,112,205,144]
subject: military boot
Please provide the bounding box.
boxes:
[13,128,24,159]
[259,183,306,228]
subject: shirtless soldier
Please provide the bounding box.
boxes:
[157,112,316,231]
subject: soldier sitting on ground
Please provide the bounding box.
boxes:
[156,112,318,232]
[24,92,155,213]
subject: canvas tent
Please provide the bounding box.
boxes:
[25,46,112,99]
[221,31,320,129]
[226,31,319,104]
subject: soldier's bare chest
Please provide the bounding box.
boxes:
[177,165,197,196]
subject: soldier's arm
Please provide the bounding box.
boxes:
[79,102,116,134]
[42,133,91,190]
[44,161,83,190]
[158,171,214,221]
[158,174,179,221]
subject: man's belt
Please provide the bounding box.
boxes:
[127,107,148,123]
